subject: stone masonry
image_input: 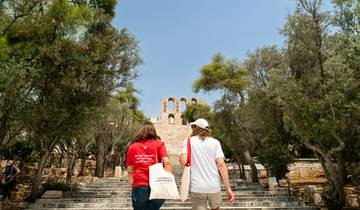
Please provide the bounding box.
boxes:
[150,96,206,156]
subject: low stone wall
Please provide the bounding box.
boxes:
[1,158,359,209]
[279,159,359,208]
[242,159,360,209]
[283,159,327,206]
[0,159,118,203]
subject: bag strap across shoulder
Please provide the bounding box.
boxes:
[154,141,159,163]
[186,137,191,166]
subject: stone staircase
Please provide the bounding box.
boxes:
[154,123,191,155]
[25,165,320,210]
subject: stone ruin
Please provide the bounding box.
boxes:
[150,96,207,157]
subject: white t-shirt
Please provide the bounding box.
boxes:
[181,136,225,193]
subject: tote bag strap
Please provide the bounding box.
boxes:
[154,141,159,163]
[186,137,191,166]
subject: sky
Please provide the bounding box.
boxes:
[112,0,330,117]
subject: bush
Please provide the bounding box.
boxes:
[257,143,294,181]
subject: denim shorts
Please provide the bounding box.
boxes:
[131,186,165,210]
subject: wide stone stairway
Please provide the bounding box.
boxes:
[25,164,319,210]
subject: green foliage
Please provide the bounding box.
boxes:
[0,0,143,200]
[114,85,145,122]
[210,96,247,161]
[0,141,35,162]
[181,103,212,124]
[265,0,359,207]
[193,1,360,191]
[193,54,247,93]
[0,36,10,61]
[257,142,294,181]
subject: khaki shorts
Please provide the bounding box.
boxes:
[190,192,221,210]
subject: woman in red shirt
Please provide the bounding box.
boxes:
[126,122,172,210]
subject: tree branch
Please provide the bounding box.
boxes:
[328,131,345,155]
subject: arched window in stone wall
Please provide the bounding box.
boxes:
[180,98,187,112]
[168,113,175,124]
[168,97,175,112]
[191,98,197,103]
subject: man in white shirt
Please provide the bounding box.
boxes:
[179,118,234,210]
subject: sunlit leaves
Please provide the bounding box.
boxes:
[193,53,247,94]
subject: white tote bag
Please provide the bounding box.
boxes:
[149,143,180,200]
[179,137,191,202]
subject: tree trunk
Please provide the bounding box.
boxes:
[0,115,8,147]
[102,153,107,177]
[244,149,258,183]
[28,141,55,202]
[237,161,245,179]
[95,134,105,177]
[233,154,245,179]
[304,136,346,209]
[66,153,77,183]
[335,153,347,186]
[240,163,246,179]
[322,155,346,208]
[78,158,86,177]
[316,153,346,209]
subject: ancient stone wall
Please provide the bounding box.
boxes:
[152,96,206,155]
[0,159,106,203]
[278,159,359,208]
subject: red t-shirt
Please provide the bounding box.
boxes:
[126,139,168,187]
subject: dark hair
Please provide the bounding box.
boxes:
[134,121,161,142]
[191,125,210,140]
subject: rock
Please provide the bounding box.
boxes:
[347,195,360,208]
[268,177,278,191]
[303,185,322,205]
[344,186,358,194]
[344,185,359,207]
[41,190,63,199]
[60,168,66,175]
[279,179,289,187]
[114,166,122,177]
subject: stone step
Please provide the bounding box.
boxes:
[29,201,304,208]
[35,197,298,204]
[24,207,320,210]
[63,195,291,199]
[82,182,248,185]
[64,191,289,198]
[84,179,257,183]
[84,182,249,186]
[25,175,319,210]
[80,186,263,191]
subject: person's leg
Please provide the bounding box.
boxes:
[131,186,151,210]
[2,183,10,200]
[149,198,165,210]
[190,192,207,210]
[7,181,16,200]
[208,192,221,210]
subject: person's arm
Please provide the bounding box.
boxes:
[126,146,133,186]
[179,154,187,166]
[158,141,172,172]
[179,138,188,166]
[216,157,234,205]
[127,165,134,185]
[162,157,172,172]
[14,166,20,177]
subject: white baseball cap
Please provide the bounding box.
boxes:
[190,118,209,130]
